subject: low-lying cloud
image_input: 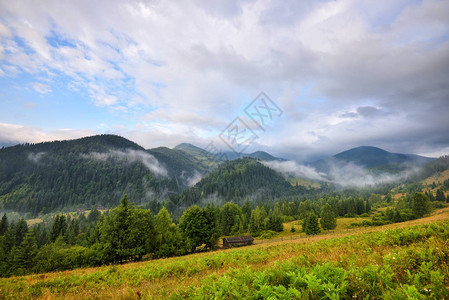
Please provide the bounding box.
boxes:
[27,152,46,163]
[264,160,418,188]
[263,160,327,182]
[81,149,168,177]
[180,170,203,187]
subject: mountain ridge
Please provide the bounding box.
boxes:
[312,145,434,172]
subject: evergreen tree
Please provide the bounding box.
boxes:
[154,207,187,257]
[320,203,337,231]
[266,213,283,232]
[249,206,266,236]
[13,231,38,273]
[87,207,101,223]
[220,202,241,236]
[15,218,28,246]
[436,189,445,202]
[304,213,320,235]
[412,192,431,218]
[50,215,68,242]
[0,214,8,236]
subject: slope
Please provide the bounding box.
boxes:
[176,157,295,207]
[312,146,433,172]
[2,207,448,299]
[0,135,178,214]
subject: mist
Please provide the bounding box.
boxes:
[180,170,203,187]
[27,152,46,163]
[263,160,418,188]
[81,149,168,177]
[263,160,327,181]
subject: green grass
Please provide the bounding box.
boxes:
[1,208,448,299]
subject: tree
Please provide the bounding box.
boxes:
[15,218,29,246]
[0,214,8,236]
[436,189,445,202]
[98,195,155,263]
[179,206,208,252]
[220,202,242,236]
[50,215,68,242]
[87,207,101,223]
[13,231,38,274]
[304,212,320,235]
[154,207,187,257]
[412,192,431,218]
[266,212,283,232]
[320,203,337,231]
[249,206,267,236]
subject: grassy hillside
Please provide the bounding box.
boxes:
[1,207,448,299]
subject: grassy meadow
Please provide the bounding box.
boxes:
[1,206,448,299]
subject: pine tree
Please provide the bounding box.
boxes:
[13,231,38,272]
[15,218,28,246]
[436,189,445,202]
[412,192,431,218]
[0,214,8,236]
[320,204,337,231]
[304,213,321,235]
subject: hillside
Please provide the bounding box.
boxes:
[174,143,285,163]
[0,135,178,214]
[312,146,434,172]
[176,157,297,207]
[147,146,209,186]
[2,208,448,299]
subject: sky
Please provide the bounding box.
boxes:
[0,0,448,162]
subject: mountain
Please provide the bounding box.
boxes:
[0,135,181,214]
[175,157,300,208]
[146,146,209,185]
[245,151,285,162]
[312,146,434,172]
[174,143,285,162]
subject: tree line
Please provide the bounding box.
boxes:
[1,181,447,277]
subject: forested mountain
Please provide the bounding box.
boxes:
[0,134,443,216]
[0,135,290,215]
[174,143,285,162]
[0,135,180,214]
[312,146,434,172]
[175,157,307,209]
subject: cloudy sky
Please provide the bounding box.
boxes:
[0,0,448,162]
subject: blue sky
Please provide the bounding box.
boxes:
[0,0,448,161]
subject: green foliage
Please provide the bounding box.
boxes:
[12,231,38,274]
[220,202,242,236]
[0,214,7,236]
[154,207,190,257]
[320,203,337,231]
[412,192,431,218]
[304,212,321,235]
[98,195,155,263]
[0,135,179,214]
[50,214,68,243]
[249,206,267,236]
[179,205,219,252]
[436,189,445,202]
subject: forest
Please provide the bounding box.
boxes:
[1,178,447,277]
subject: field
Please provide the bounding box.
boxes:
[1,207,448,299]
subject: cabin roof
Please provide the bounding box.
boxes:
[223,236,254,243]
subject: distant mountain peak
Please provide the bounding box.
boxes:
[312,146,434,171]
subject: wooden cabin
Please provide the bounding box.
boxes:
[223,236,254,248]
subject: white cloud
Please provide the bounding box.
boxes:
[32,82,52,94]
[0,0,448,159]
[82,149,168,177]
